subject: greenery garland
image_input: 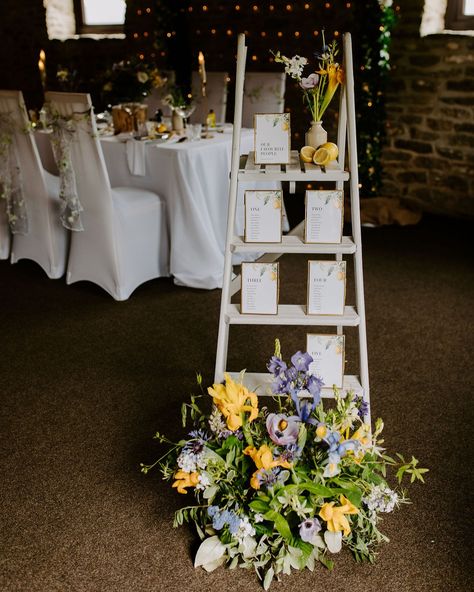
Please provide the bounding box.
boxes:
[354,0,398,196]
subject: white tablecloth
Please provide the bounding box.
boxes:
[36,130,284,289]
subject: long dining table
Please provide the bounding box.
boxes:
[36,128,278,290]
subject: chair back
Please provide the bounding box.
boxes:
[190,71,228,125]
[241,72,286,128]
[0,90,51,226]
[44,92,120,286]
[0,89,68,275]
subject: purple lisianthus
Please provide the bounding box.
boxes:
[299,517,321,542]
[300,73,319,89]
[267,355,287,376]
[266,413,300,446]
[290,351,313,372]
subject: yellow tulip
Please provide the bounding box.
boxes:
[319,495,358,536]
[244,444,292,490]
[172,470,200,494]
[208,373,258,432]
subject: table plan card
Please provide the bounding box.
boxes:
[306,334,345,388]
[241,262,279,315]
[307,260,346,315]
[305,190,344,244]
[244,190,283,243]
[254,113,291,164]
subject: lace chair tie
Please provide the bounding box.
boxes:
[0,113,29,235]
[48,111,86,232]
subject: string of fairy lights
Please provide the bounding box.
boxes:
[127,0,399,197]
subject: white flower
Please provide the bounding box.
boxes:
[283,55,308,80]
[253,513,264,523]
[234,516,256,543]
[364,485,399,513]
[177,448,208,473]
[196,471,211,491]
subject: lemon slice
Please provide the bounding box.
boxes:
[300,146,316,163]
[313,147,331,166]
[319,142,338,160]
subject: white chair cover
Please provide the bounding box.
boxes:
[190,71,228,125]
[0,90,67,278]
[242,72,286,129]
[0,196,10,259]
[45,92,169,301]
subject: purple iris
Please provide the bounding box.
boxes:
[300,73,319,90]
[299,518,321,542]
[266,413,300,446]
[290,388,317,425]
[325,429,359,457]
[354,395,370,420]
[267,356,287,376]
[290,351,313,372]
[306,374,323,403]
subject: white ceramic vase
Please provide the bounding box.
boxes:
[305,121,327,149]
[172,111,184,133]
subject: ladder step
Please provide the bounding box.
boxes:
[239,151,349,182]
[227,372,363,398]
[225,304,360,326]
[231,235,356,254]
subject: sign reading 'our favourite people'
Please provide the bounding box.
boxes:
[254,113,291,164]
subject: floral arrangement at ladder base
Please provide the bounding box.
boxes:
[142,340,427,590]
[273,32,344,149]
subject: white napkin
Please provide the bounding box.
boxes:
[125,139,146,176]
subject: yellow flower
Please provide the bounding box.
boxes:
[172,470,200,494]
[319,495,358,536]
[351,424,372,460]
[244,444,292,489]
[208,373,258,432]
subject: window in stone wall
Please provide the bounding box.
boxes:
[44,0,126,40]
[421,0,474,36]
[445,0,474,29]
[74,0,126,34]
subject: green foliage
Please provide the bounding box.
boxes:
[142,348,426,588]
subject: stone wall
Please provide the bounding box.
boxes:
[382,0,474,217]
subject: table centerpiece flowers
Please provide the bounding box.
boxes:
[272,32,344,149]
[102,58,167,105]
[142,340,426,590]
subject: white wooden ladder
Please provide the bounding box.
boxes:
[214,33,370,422]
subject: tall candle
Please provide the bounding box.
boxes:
[38,49,46,89]
[198,51,207,97]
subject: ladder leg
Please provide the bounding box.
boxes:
[344,33,371,424]
[214,34,247,382]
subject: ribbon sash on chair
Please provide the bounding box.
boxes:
[0,113,29,235]
[48,113,85,232]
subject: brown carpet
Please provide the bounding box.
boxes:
[1,216,472,592]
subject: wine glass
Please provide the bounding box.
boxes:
[174,102,196,129]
